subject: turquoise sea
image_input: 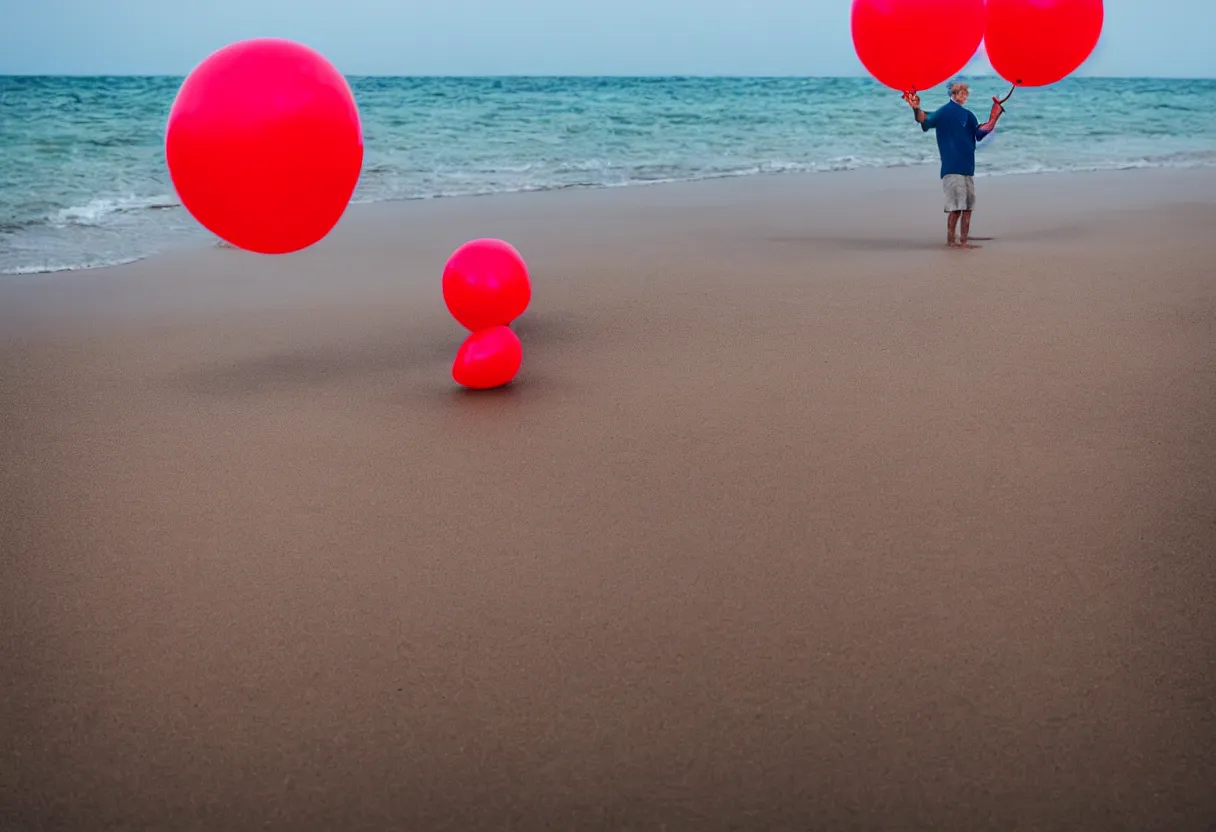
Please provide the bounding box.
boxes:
[2,75,1215,274]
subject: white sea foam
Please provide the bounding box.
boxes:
[2,255,146,275]
[51,194,179,227]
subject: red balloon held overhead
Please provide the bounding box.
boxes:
[452,326,523,390]
[985,0,1104,88]
[851,0,986,93]
[165,38,363,254]
[442,238,532,332]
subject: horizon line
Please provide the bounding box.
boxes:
[2,72,1214,80]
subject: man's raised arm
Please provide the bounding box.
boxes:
[905,93,935,128]
[976,99,1004,140]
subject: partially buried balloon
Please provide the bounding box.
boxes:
[165,38,363,254]
[442,238,532,332]
[985,0,1104,88]
[452,326,523,390]
[851,0,986,94]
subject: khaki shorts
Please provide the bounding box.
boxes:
[942,174,976,212]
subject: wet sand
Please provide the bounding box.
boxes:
[3,165,1216,830]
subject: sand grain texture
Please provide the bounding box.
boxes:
[3,167,1215,830]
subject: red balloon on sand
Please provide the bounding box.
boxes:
[985,0,1104,88]
[442,238,531,332]
[851,0,987,93]
[453,326,523,390]
[165,38,364,254]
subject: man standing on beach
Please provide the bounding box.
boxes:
[906,82,1003,249]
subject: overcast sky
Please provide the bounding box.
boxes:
[2,0,1213,77]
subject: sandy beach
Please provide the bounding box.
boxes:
[3,164,1215,830]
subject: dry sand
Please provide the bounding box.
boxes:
[3,165,1216,830]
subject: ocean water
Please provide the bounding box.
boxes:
[2,75,1215,274]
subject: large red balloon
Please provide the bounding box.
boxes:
[985,0,1104,87]
[851,0,987,93]
[442,238,532,332]
[165,38,363,254]
[452,326,523,390]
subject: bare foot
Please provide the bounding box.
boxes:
[958,242,982,249]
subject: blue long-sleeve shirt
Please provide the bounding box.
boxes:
[921,99,994,178]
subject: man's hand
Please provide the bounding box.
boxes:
[904,92,921,109]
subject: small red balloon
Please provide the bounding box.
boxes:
[851,0,987,93]
[985,0,1104,88]
[442,238,532,332]
[452,326,523,390]
[165,38,363,254]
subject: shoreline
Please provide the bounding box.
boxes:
[5,160,1216,279]
[5,163,1216,335]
